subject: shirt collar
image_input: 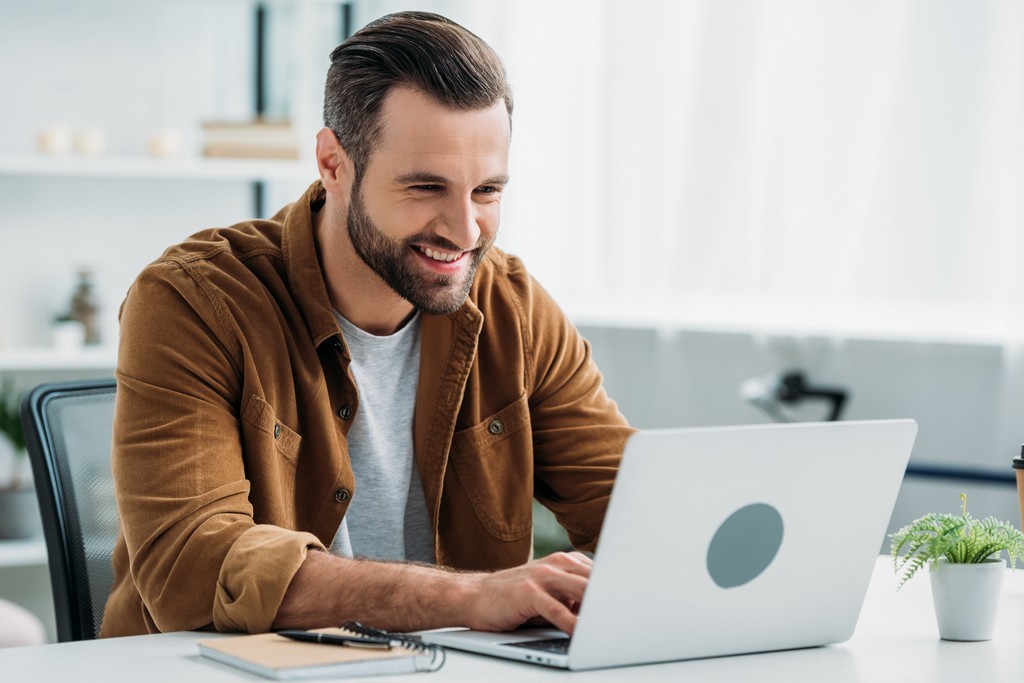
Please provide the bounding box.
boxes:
[282,181,343,348]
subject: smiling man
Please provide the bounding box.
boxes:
[102,12,633,638]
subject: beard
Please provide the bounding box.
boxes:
[346,182,492,316]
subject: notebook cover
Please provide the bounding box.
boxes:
[197,628,432,680]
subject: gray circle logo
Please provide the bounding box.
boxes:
[706,503,784,589]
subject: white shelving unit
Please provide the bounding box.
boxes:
[0,154,314,183]
[0,537,47,568]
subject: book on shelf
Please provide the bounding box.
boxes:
[201,119,300,160]
[202,144,300,160]
[197,624,445,680]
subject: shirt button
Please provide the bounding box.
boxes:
[334,488,350,503]
[488,419,504,435]
[273,424,281,439]
[338,404,354,420]
[332,339,343,352]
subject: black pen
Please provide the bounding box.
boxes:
[277,630,393,650]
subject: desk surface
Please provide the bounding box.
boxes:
[2,557,1023,681]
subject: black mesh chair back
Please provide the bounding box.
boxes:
[21,379,119,641]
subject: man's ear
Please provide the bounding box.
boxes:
[315,127,355,196]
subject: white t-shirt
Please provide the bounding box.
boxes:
[328,311,434,563]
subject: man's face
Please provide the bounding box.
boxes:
[346,87,510,316]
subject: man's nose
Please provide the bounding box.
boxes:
[438,195,482,250]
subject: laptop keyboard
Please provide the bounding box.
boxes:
[504,637,571,655]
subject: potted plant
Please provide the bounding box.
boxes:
[0,380,40,539]
[889,493,1024,641]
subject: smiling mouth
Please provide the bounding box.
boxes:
[414,245,465,263]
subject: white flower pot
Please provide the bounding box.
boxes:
[929,557,1006,641]
[52,319,86,353]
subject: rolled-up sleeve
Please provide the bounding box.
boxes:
[214,525,322,632]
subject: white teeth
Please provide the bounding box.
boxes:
[421,247,461,262]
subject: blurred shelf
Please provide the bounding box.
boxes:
[0,537,47,568]
[0,347,117,372]
[0,154,315,182]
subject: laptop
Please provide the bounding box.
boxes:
[421,419,917,670]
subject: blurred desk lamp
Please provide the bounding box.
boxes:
[740,370,848,422]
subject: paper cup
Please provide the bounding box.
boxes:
[1014,447,1024,533]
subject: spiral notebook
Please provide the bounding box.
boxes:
[197,623,445,680]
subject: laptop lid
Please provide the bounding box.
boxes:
[423,419,917,671]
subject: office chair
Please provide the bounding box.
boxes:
[20,379,118,642]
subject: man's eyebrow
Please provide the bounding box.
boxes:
[395,171,448,185]
[394,172,510,186]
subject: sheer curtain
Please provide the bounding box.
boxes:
[353,0,1024,342]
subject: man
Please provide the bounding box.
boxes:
[102,11,632,638]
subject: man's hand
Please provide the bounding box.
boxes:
[458,551,592,634]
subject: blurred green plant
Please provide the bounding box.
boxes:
[533,501,572,558]
[0,380,26,489]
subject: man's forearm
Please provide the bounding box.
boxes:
[272,548,592,634]
[272,549,472,632]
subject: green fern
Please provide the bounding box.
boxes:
[889,493,1024,589]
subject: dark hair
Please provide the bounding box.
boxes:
[323,11,513,175]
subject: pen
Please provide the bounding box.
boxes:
[277,630,393,650]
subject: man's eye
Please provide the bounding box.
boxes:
[411,185,440,192]
[476,186,501,195]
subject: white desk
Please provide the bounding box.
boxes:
[2,557,1022,681]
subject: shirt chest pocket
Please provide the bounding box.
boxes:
[448,395,533,541]
[241,394,302,465]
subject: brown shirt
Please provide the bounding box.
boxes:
[101,181,633,637]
